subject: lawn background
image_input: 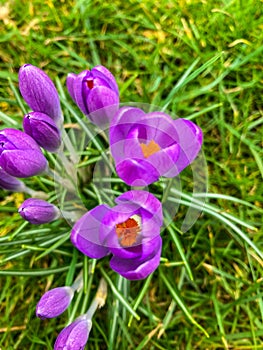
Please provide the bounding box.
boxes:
[0,0,262,349]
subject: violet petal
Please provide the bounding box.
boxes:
[0,150,47,178]
[66,73,78,101]
[72,70,90,115]
[71,204,110,259]
[91,65,119,94]
[116,158,159,186]
[18,198,60,224]
[23,112,61,152]
[0,166,26,191]
[54,315,92,350]
[110,236,162,280]
[18,64,62,125]
[36,286,74,319]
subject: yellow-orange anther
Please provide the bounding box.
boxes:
[116,217,141,247]
[140,140,161,158]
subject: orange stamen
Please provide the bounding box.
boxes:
[116,217,141,247]
[140,139,161,158]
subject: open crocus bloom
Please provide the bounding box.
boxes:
[66,65,119,126]
[109,107,203,186]
[71,190,163,280]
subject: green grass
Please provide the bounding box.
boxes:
[0,0,263,349]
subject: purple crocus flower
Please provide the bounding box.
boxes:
[54,315,92,350]
[71,190,163,280]
[36,286,74,319]
[66,65,119,126]
[0,166,26,192]
[18,198,60,224]
[18,64,62,125]
[109,107,203,186]
[0,128,47,178]
[23,112,61,153]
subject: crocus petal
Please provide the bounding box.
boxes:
[0,150,47,178]
[122,136,180,178]
[143,142,180,178]
[18,64,62,125]
[54,315,92,350]
[88,104,119,129]
[66,73,78,101]
[0,166,26,192]
[23,112,61,153]
[139,112,179,147]
[0,128,43,151]
[36,286,74,319]
[172,118,203,174]
[18,198,60,224]
[92,65,119,94]
[115,190,163,226]
[87,86,119,122]
[116,158,159,186]
[110,236,162,280]
[71,204,110,259]
[110,107,146,159]
[72,70,90,115]
[123,137,145,159]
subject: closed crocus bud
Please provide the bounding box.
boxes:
[36,286,74,319]
[18,64,62,125]
[23,112,61,153]
[54,278,106,350]
[66,65,119,126]
[0,166,27,192]
[18,198,60,224]
[54,315,92,350]
[0,128,47,178]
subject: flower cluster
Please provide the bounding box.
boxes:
[1,62,203,348]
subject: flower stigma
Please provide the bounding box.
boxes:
[140,139,161,158]
[115,215,141,247]
[86,78,94,89]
